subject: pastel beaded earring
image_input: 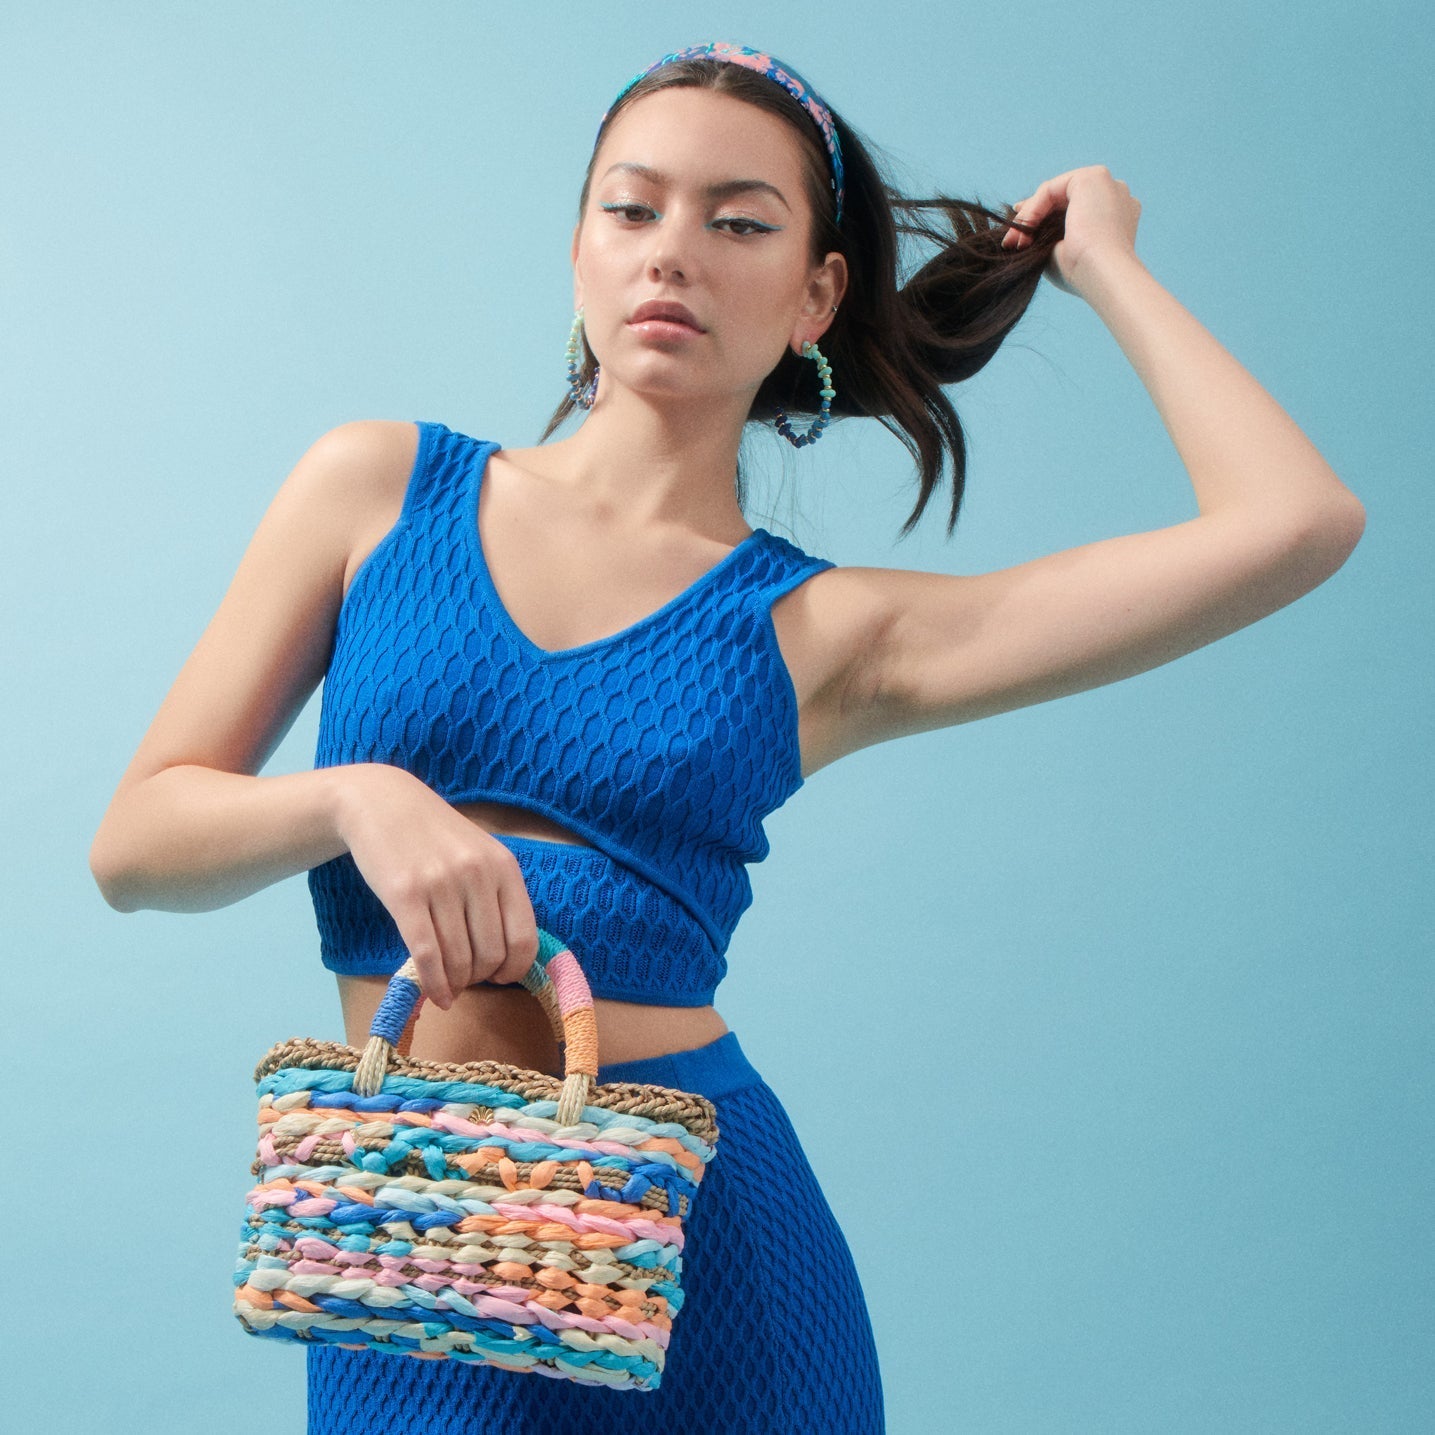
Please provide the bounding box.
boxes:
[773,320,837,448]
[566,307,599,409]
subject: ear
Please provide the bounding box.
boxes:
[571,223,583,311]
[788,250,849,355]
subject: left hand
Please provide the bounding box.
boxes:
[1001,164,1142,297]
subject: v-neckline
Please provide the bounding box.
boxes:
[466,439,769,661]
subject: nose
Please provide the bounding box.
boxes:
[642,210,697,283]
[646,247,686,283]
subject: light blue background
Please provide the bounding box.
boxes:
[4,3,1428,1431]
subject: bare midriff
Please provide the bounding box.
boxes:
[335,797,730,1074]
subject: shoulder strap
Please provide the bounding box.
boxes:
[748,529,838,610]
[390,419,444,528]
[394,422,507,537]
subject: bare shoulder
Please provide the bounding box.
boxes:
[297,416,419,485]
[92,418,424,809]
[310,420,424,595]
[769,563,902,779]
[283,419,420,544]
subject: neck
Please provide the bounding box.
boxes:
[541,384,757,542]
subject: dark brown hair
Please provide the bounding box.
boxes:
[541,55,1062,538]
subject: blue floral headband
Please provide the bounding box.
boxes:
[596,40,847,227]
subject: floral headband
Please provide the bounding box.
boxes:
[595,40,847,227]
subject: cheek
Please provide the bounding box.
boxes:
[721,262,806,344]
[717,234,799,294]
[578,227,624,281]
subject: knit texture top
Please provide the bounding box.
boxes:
[307,420,836,1004]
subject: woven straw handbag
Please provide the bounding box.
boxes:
[232,926,721,1392]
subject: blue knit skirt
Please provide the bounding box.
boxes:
[305,1029,886,1433]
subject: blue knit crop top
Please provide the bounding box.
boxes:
[307,420,837,1005]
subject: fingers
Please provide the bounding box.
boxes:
[431,846,539,1003]
[371,827,543,1011]
[486,848,542,984]
[462,843,539,993]
[434,881,501,1004]
[387,862,499,1011]
[390,893,454,1010]
[1002,186,1049,250]
[1003,173,1070,248]
[1002,164,1125,250]
[1002,202,1041,249]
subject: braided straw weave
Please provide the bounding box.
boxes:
[232,928,720,1392]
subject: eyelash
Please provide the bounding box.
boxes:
[599,202,777,237]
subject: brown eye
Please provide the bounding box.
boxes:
[714,217,776,237]
[600,202,654,222]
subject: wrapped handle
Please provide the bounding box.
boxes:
[351,926,599,1126]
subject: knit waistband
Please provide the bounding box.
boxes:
[311,835,730,1005]
[596,1029,763,1100]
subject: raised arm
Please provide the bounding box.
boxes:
[808,165,1365,760]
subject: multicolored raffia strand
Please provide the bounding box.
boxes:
[232,934,719,1393]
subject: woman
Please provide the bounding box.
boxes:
[89,39,1364,1434]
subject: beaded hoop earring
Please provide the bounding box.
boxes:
[565,308,599,410]
[773,339,836,448]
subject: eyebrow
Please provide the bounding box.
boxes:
[599,162,791,212]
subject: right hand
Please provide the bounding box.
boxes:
[334,763,541,1010]
[1001,163,1142,298]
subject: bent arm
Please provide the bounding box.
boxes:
[817,249,1366,756]
[88,419,423,914]
[90,764,355,914]
[1076,245,1364,534]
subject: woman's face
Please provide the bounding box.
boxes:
[573,86,846,407]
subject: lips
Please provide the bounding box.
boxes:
[628,300,706,332]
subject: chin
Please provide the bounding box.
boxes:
[612,368,713,401]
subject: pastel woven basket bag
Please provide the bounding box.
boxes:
[232,927,721,1392]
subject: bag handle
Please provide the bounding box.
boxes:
[352,926,598,1126]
